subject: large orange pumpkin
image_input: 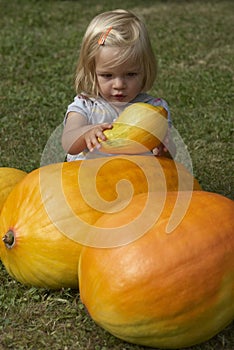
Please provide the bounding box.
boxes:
[0,156,200,288]
[79,191,234,349]
[0,167,27,213]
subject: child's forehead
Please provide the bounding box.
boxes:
[95,46,140,70]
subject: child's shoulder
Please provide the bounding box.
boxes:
[133,93,169,110]
[75,94,95,104]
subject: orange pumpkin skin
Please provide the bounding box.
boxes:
[0,155,200,289]
[79,191,234,349]
[0,167,27,213]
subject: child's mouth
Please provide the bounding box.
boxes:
[113,94,125,101]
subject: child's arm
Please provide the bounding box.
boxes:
[62,112,112,154]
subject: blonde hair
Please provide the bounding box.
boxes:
[75,9,157,97]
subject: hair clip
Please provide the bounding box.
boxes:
[98,26,113,45]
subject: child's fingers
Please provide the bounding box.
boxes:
[152,147,159,156]
[86,124,113,151]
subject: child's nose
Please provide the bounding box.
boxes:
[113,77,125,89]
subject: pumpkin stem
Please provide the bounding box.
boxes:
[2,230,15,249]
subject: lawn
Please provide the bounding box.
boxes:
[0,0,233,349]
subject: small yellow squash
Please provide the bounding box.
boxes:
[100,102,168,154]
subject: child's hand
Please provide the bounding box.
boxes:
[84,123,112,152]
[152,142,168,157]
[152,132,176,158]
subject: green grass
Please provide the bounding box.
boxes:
[0,0,233,349]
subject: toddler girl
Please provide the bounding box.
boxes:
[62,9,174,161]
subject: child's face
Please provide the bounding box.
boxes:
[95,47,144,104]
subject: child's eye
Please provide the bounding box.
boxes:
[127,72,138,77]
[99,73,112,78]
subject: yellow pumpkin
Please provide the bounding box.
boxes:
[0,165,83,289]
[0,167,26,213]
[0,156,200,288]
[99,103,168,154]
[79,191,234,349]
